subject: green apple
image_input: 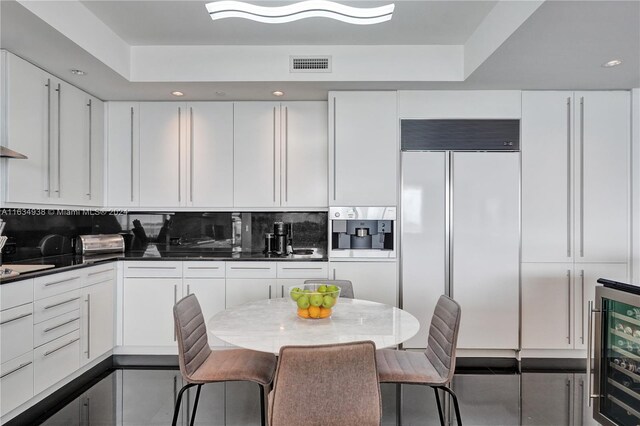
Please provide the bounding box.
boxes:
[309,294,324,307]
[327,285,339,294]
[317,285,327,293]
[290,287,302,301]
[297,295,310,309]
[322,295,335,309]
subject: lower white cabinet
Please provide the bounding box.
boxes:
[0,303,33,362]
[184,278,226,346]
[81,276,115,365]
[329,261,397,307]
[226,279,277,308]
[0,352,34,416]
[522,262,627,350]
[123,278,182,347]
[33,330,80,394]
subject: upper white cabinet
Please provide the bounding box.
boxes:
[186,103,234,207]
[106,102,139,207]
[233,102,327,209]
[522,91,630,263]
[3,52,103,207]
[329,92,397,206]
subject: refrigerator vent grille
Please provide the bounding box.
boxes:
[290,56,331,73]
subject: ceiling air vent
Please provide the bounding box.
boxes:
[290,56,332,73]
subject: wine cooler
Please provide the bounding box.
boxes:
[589,279,640,426]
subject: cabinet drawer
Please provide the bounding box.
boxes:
[34,290,81,324]
[123,261,182,278]
[84,265,116,286]
[34,310,80,348]
[34,272,82,300]
[183,261,225,278]
[34,330,80,395]
[0,279,34,311]
[0,304,34,363]
[226,262,276,279]
[277,262,328,279]
[1,352,34,417]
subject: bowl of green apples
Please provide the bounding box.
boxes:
[289,284,340,319]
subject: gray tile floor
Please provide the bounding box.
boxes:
[37,369,600,426]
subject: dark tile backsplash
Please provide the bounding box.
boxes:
[0,210,327,262]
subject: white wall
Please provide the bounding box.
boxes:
[632,88,640,283]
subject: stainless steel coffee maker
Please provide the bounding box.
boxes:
[329,207,396,259]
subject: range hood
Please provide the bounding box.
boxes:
[0,146,28,159]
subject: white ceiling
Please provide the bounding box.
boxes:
[1,0,638,101]
[81,0,498,46]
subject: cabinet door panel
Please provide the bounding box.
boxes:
[233,102,281,207]
[82,279,114,365]
[123,278,182,347]
[330,261,397,307]
[225,279,275,308]
[187,102,234,207]
[107,102,139,207]
[88,97,105,205]
[522,91,574,262]
[139,102,184,207]
[329,92,397,206]
[575,91,630,263]
[522,263,574,350]
[281,102,327,207]
[184,278,226,347]
[0,352,34,417]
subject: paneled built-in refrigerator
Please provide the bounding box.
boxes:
[400,120,520,349]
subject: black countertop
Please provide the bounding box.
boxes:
[0,247,327,285]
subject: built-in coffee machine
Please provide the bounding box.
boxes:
[329,207,396,258]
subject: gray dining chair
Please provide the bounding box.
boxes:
[268,341,382,426]
[376,295,463,426]
[172,294,277,426]
[304,279,355,299]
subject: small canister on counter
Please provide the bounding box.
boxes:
[264,233,275,254]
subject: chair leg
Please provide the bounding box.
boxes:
[432,387,445,426]
[172,383,196,426]
[439,386,462,426]
[259,384,266,426]
[189,384,202,426]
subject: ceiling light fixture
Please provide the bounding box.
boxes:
[171,91,185,96]
[205,0,395,25]
[602,59,623,68]
[272,91,285,97]
[70,69,86,76]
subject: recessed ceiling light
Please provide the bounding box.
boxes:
[205,0,395,25]
[602,59,622,68]
[215,91,227,96]
[70,69,86,76]
[171,91,184,96]
[272,91,285,97]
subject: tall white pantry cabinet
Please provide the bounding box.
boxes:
[521,91,630,352]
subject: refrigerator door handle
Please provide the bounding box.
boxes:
[587,300,601,406]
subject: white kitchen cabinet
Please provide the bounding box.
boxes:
[139,102,185,207]
[226,279,277,307]
[0,352,34,417]
[328,92,397,206]
[185,102,234,207]
[522,91,630,263]
[123,278,182,347]
[233,102,281,208]
[522,262,628,350]
[329,261,397,307]
[33,329,80,394]
[184,277,226,346]
[280,102,328,208]
[106,102,139,207]
[0,303,33,363]
[80,276,115,365]
[87,96,105,205]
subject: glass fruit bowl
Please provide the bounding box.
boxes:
[289,284,341,319]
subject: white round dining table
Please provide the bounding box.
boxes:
[208,298,421,354]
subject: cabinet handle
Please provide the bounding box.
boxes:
[332,268,336,280]
[56,83,61,194]
[190,107,194,203]
[88,269,112,276]
[128,266,176,270]
[43,296,80,310]
[44,337,79,357]
[87,99,92,198]
[0,361,32,379]
[566,269,571,344]
[44,276,80,286]
[566,97,572,258]
[174,285,178,341]
[587,300,601,406]
[45,79,51,194]
[187,284,190,295]
[86,294,91,359]
[178,107,182,203]
[580,269,585,344]
[273,106,277,203]
[579,96,585,258]
[230,266,271,270]
[282,267,323,270]
[281,285,284,298]
[268,285,272,299]
[43,317,79,333]
[566,378,571,425]
[0,312,32,325]
[285,106,289,203]
[187,266,219,270]
[332,97,337,201]
[130,107,135,202]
